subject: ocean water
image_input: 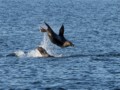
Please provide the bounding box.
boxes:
[0,0,120,90]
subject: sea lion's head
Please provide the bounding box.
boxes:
[37,47,51,57]
[63,41,74,47]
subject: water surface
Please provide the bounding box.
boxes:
[0,0,120,90]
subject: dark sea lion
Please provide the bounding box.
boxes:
[37,47,53,57]
[40,22,74,48]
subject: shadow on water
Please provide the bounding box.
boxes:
[44,87,66,90]
[62,52,120,58]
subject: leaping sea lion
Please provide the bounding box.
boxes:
[40,22,74,48]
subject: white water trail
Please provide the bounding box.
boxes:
[12,49,42,58]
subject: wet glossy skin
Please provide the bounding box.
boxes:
[41,22,74,47]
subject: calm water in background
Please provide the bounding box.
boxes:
[0,0,120,90]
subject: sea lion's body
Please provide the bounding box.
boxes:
[41,23,74,47]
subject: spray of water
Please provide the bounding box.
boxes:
[27,49,42,57]
[13,50,25,57]
[40,33,54,55]
[40,33,63,57]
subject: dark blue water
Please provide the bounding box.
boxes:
[0,0,120,90]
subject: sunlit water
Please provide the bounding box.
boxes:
[0,0,120,90]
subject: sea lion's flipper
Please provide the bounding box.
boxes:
[59,24,64,36]
[44,22,53,33]
[41,27,47,32]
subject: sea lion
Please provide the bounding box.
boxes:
[40,22,74,48]
[37,47,53,57]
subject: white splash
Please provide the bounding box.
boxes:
[27,49,42,57]
[14,50,25,57]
